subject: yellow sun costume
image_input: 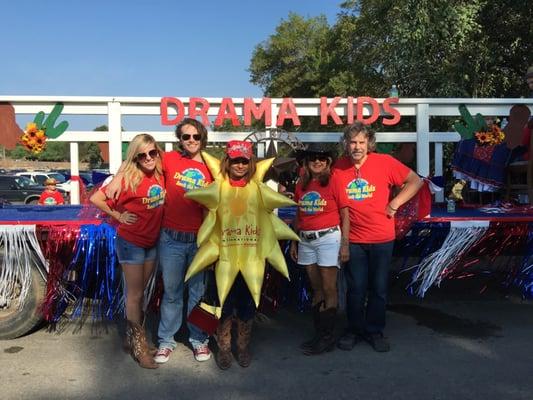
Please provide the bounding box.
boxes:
[184,151,299,307]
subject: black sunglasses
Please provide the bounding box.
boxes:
[307,154,329,162]
[136,149,159,161]
[181,133,202,141]
[230,158,250,165]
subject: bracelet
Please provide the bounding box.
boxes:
[388,204,398,211]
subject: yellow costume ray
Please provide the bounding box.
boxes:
[184,151,299,307]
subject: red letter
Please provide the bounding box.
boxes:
[346,96,355,124]
[160,97,184,125]
[382,97,401,126]
[244,98,271,126]
[214,97,240,127]
[276,98,301,126]
[356,96,380,125]
[189,97,210,126]
[320,97,343,125]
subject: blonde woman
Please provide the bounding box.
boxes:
[90,133,165,369]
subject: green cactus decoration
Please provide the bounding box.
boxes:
[452,104,487,139]
[33,102,69,139]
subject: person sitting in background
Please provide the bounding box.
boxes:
[38,178,65,205]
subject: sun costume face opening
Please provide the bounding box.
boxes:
[184,150,299,308]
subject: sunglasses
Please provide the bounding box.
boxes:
[136,149,159,161]
[307,154,329,162]
[181,133,202,141]
[230,158,250,165]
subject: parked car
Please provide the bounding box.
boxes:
[0,175,68,205]
[15,171,71,192]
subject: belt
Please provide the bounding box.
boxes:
[162,227,197,243]
[299,226,339,241]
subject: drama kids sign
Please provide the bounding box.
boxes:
[160,96,401,127]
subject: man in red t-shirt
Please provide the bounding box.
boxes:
[38,178,65,205]
[334,122,422,352]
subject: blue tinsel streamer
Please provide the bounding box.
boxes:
[66,223,122,322]
[512,223,533,298]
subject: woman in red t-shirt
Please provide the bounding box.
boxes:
[289,143,350,356]
[90,133,165,369]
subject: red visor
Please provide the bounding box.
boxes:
[226,140,252,159]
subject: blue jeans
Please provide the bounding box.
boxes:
[157,228,207,349]
[344,241,394,335]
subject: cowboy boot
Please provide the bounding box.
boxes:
[236,318,253,368]
[123,317,157,356]
[140,312,157,356]
[128,320,159,369]
[215,317,233,370]
[300,301,324,351]
[303,308,337,356]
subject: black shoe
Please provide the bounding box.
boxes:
[303,334,336,356]
[337,331,359,351]
[365,333,390,352]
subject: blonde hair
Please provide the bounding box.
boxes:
[122,134,163,193]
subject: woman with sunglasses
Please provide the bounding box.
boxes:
[213,140,259,370]
[105,118,214,364]
[91,133,165,369]
[290,143,350,356]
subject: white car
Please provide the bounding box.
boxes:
[15,171,71,192]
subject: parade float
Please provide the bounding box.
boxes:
[0,95,531,339]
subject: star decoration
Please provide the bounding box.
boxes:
[184,151,299,307]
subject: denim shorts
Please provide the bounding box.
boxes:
[297,226,341,268]
[115,235,157,265]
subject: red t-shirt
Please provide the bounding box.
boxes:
[39,190,64,205]
[103,174,165,248]
[161,151,213,232]
[333,154,411,243]
[294,174,348,231]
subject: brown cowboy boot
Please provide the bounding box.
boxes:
[128,320,159,369]
[123,317,157,356]
[236,318,253,367]
[215,317,233,370]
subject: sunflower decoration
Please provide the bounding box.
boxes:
[19,103,69,155]
[184,151,299,307]
[474,124,505,146]
[20,122,47,154]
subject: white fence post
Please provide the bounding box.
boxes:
[416,103,430,177]
[108,101,122,174]
[69,142,80,205]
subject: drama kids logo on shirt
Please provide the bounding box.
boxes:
[44,196,58,205]
[174,168,207,191]
[142,184,165,209]
[346,178,375,201]
[299,191,327,214]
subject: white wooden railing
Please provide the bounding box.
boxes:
[1,96,532,204]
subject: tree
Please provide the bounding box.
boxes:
[249,13,331,97]
[249,1,533,99]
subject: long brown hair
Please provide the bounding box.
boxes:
[342,122,376,153]
[300,156,333,190]
[220,155,257,183]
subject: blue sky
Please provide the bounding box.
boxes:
[2,0,341,98]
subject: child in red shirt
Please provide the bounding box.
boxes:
[38,178,65,205]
